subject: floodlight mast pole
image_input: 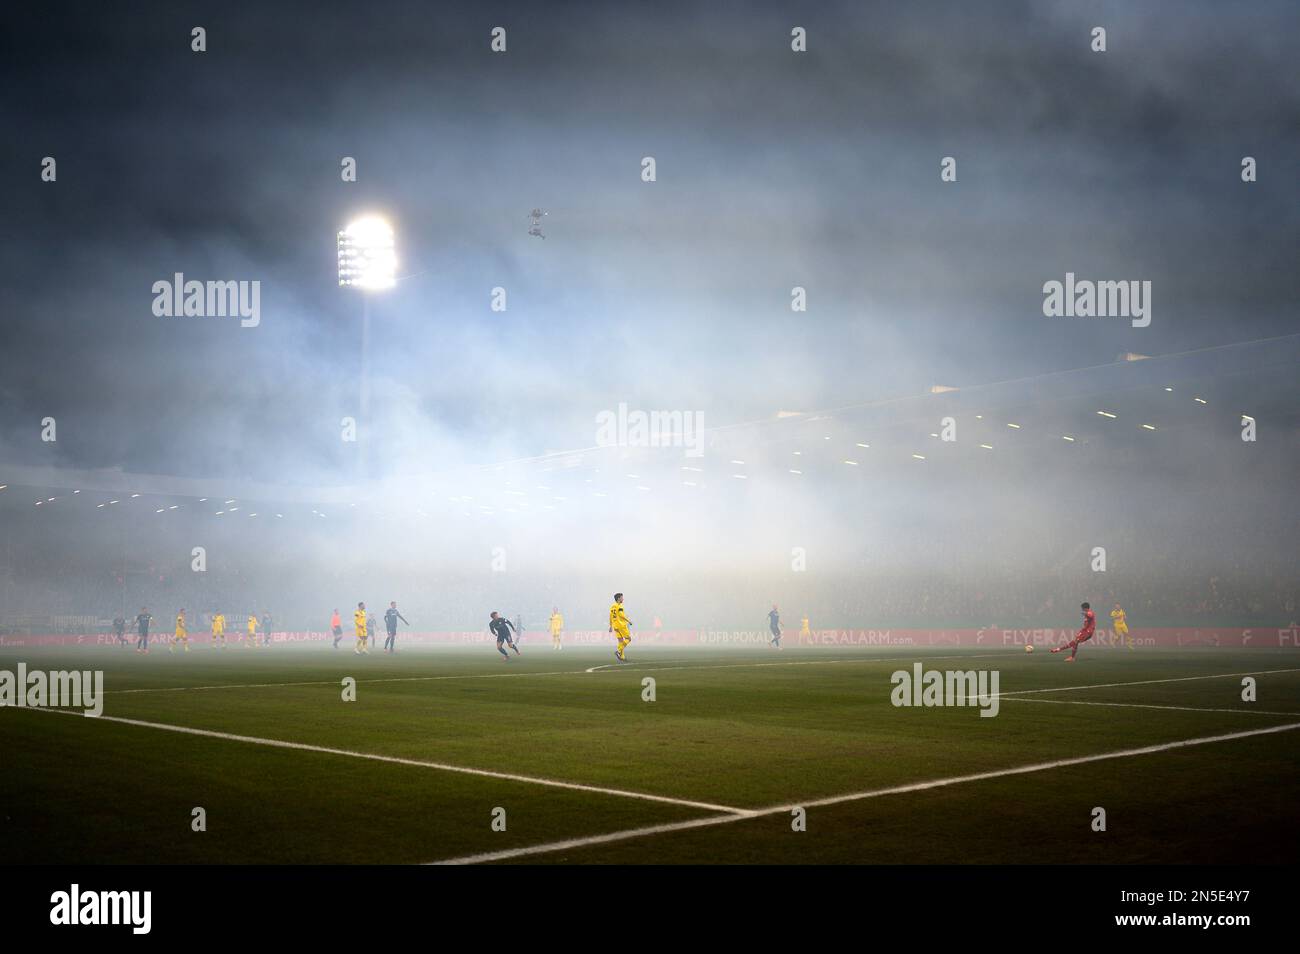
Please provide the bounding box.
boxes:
[360,294,370,478]
[338,217,396,482]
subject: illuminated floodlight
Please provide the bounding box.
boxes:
[1096,410,1117,419]
[1141,424,1157,431]
[337,216,397,290]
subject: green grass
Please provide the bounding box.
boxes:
[1,642,1296,864]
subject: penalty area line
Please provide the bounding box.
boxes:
[584,650,1016,675]
[25,708,750,816]
[996,667,1300,698]
[1001,697,1299,717]
[428,720,1300,864]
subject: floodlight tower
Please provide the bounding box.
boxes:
[337,216,397,475]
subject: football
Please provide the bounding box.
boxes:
[1024,643,1035,653]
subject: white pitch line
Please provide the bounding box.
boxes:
[1001,697,1299,717]
[110,650,1020,694]
[106,660,1300,697]
[584,651,1014,675]
[429,720,1300,864]
[111,669,587,695]
[27,708,750,816]
[995,668,1300,698]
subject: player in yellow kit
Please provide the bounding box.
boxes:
[354,602,369,654]
[171,609,190,653]
[549,607,564,650]
[1111,603,1133,650]
[211,611,226,649]
[800,615,812,641]
[609,592,632,663]
[245,613,258,648]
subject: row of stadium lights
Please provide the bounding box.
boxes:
[676,389,1228,483]
[0,390,1248,514]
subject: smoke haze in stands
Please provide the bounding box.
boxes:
[0,0,1296,632]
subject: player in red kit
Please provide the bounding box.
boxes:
[1051,602,1096,661]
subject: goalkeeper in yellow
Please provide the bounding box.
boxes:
[609,592,633,663]
[245,613,259,649]
[1111,603,1133,650]
[171,609,190,653]
[354,602,370,655]
[211,611,226,649]
[549,607,564,650]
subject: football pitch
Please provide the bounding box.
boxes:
[2,643,1297,865]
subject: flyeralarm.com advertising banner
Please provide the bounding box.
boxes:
[4,626,1299,649]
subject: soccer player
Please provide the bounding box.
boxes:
[549,606,564,650]
[245,613,258,649]
[331,608,343,649]
[489,611,519,660]
[211,610,226,649]
[1111,602,1133,650]
[171,609,190,653]
[383,601,408,654]
[800,615,812,641]
[768,604,783,649]
[1051,602,1097,661]
[135,607,152,654]
[354,602,369,654]
[366,610,377,649]
[261,612,273,647]
[609,592,633,663]
[112,613,127,648]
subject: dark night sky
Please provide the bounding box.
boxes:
[1,0,1297,485]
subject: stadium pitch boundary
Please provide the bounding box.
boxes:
[427,720,1300,864]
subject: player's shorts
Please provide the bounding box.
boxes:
[1115,624,1129,635]
[332,626,343,636]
